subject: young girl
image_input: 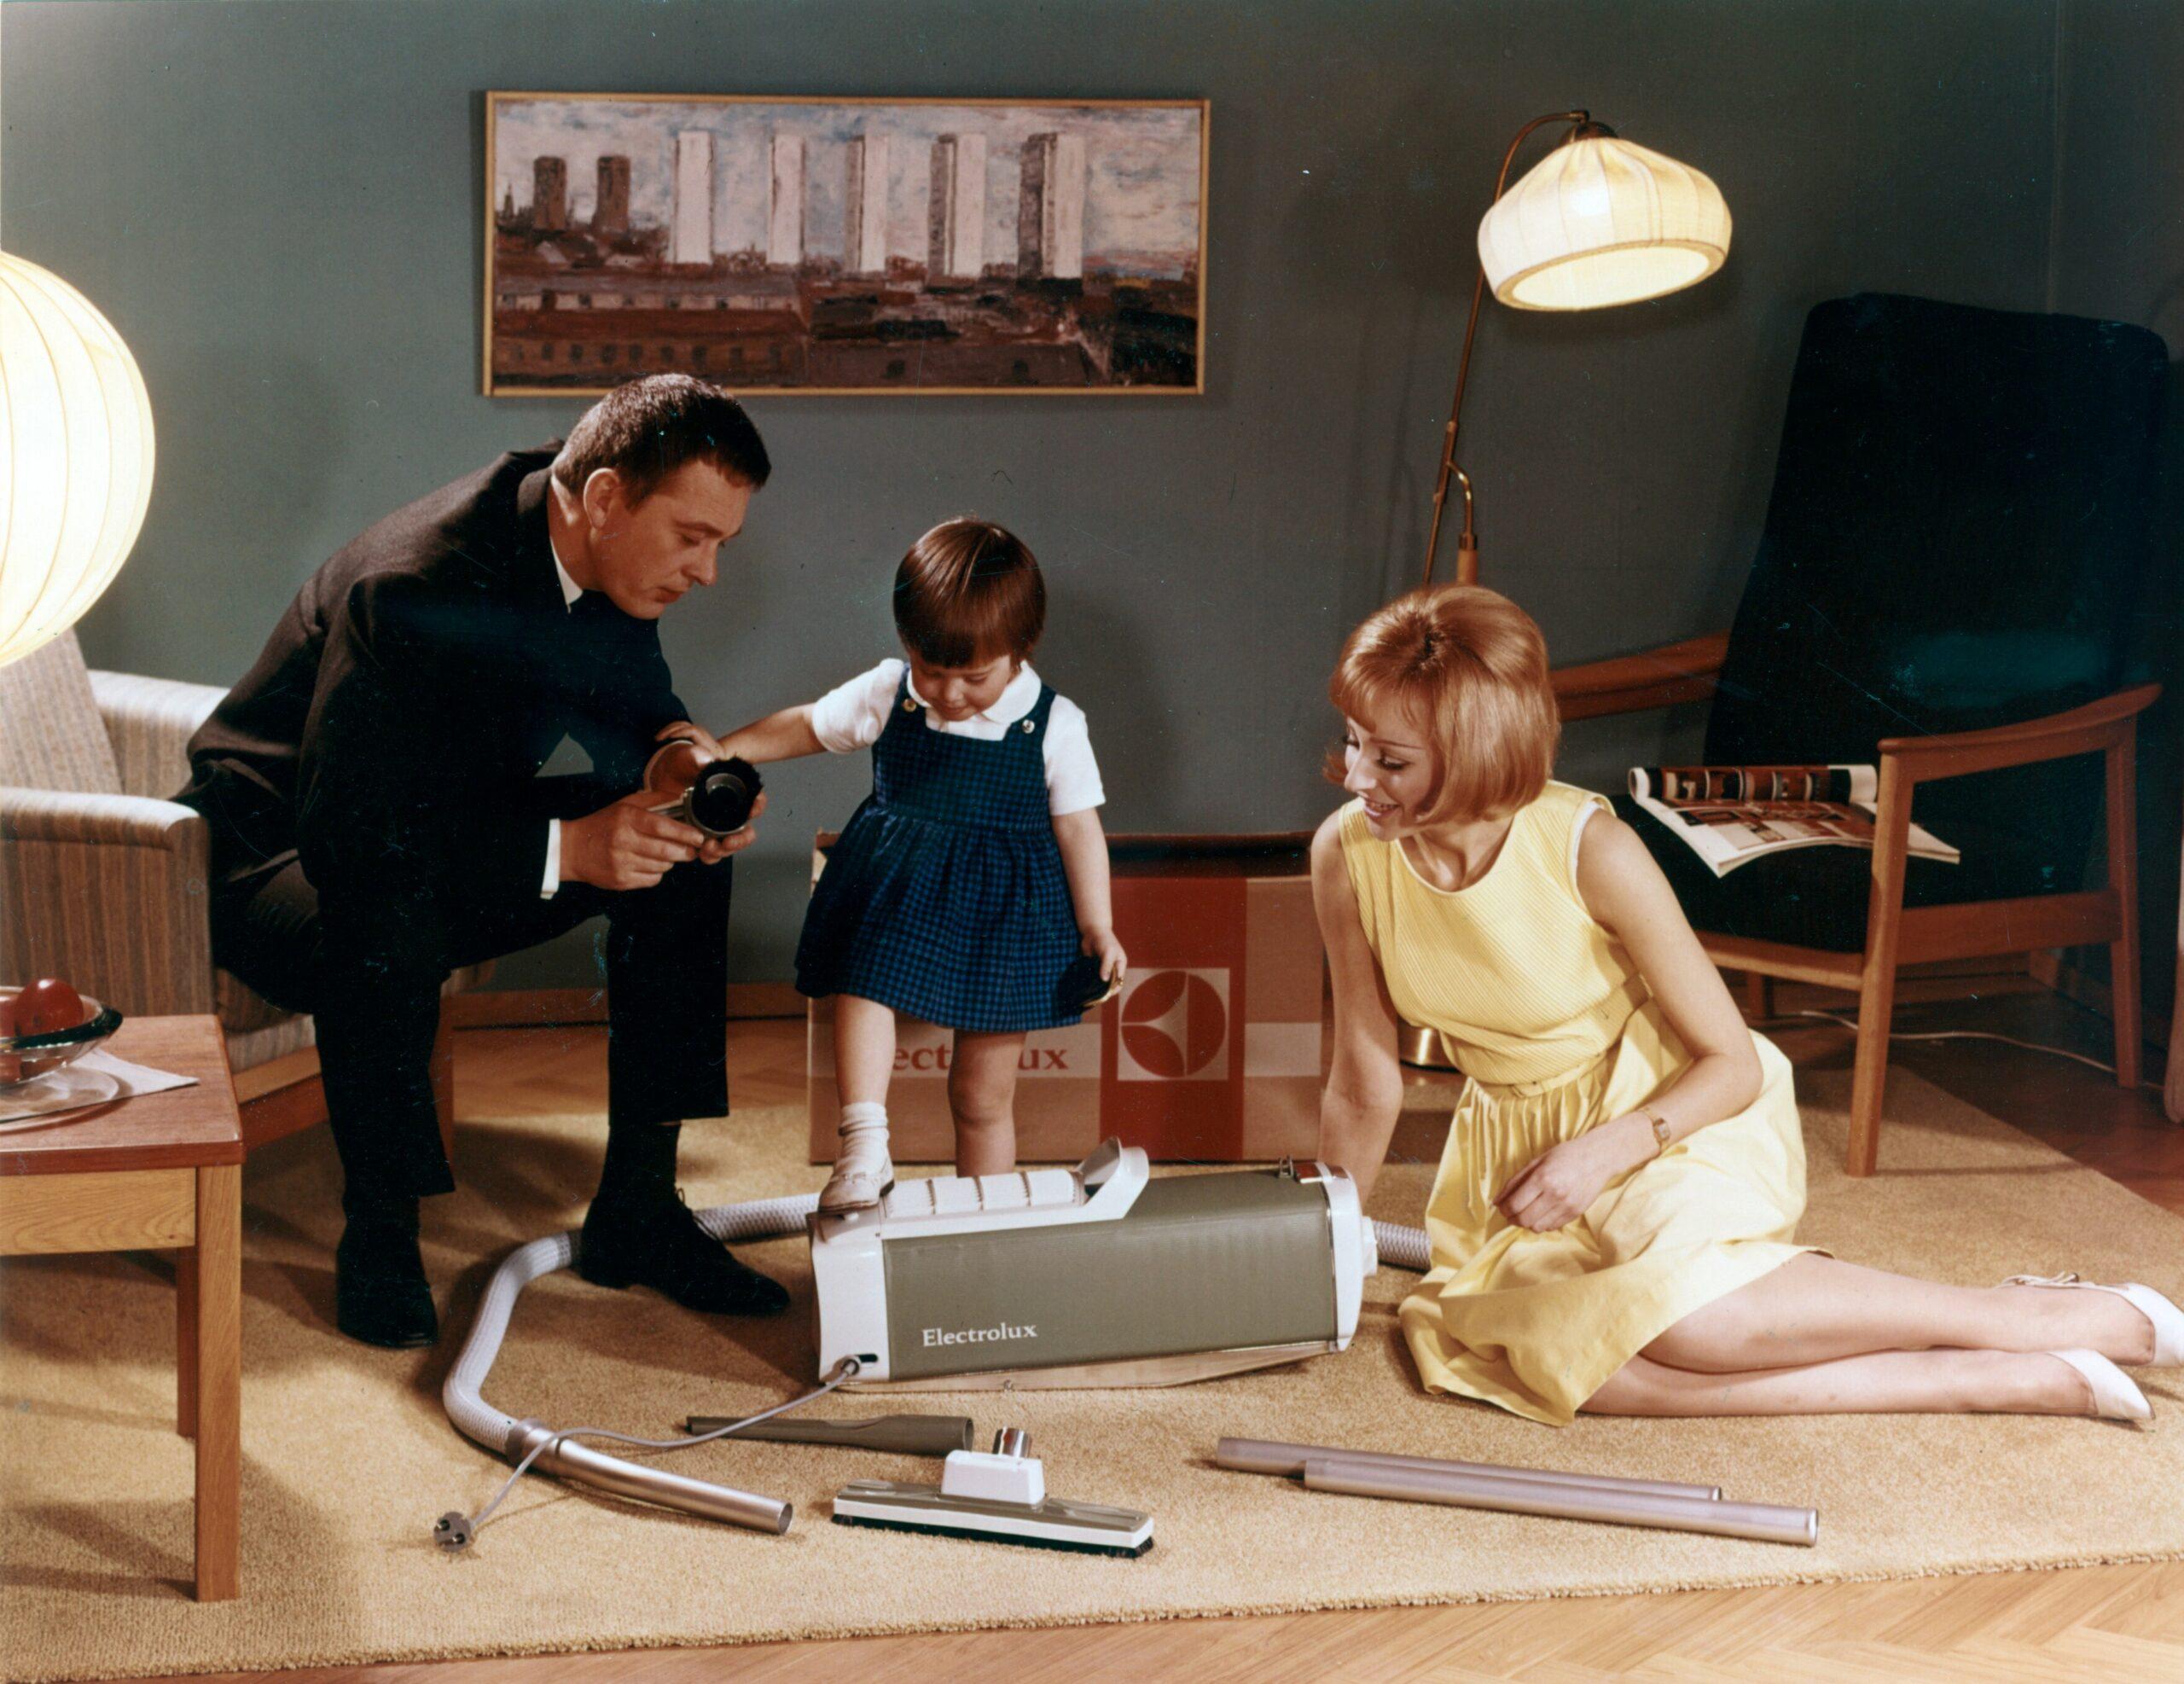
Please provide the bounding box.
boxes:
[673,518,1126,1212]
[1317,583,2182,1424]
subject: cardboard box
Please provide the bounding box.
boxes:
[806,833,1326,1164]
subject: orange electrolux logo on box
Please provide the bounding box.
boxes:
[1117,967,1232,1081]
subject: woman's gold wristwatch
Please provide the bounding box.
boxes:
[1640,1105,1672,1157]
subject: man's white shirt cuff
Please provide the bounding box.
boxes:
[542,817,562,897]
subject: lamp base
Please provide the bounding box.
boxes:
[1398,1021,1459,1072]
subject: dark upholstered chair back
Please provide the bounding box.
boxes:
[1707,293,2168,858]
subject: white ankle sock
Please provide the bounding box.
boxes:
[838,1102,890,1159]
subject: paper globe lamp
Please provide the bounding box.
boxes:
[0,253,155,668]
[1478,133,1732,311]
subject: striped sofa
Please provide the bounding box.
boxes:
[0,631,488,1121]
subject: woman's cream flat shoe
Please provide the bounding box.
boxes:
[2046,1349,2152,1421]
[2007,1272,2184,1367]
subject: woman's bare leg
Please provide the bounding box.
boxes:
[949,1031,1026,1178]
[1642,1253,2157,1373]
[1586,1348,2101,1417]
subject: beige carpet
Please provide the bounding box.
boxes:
[4,1070,2182,1681]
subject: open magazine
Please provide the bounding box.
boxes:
[1627,764,1960,878]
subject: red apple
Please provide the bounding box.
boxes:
[14,977,88,1037]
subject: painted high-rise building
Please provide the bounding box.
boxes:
[1017,132,1086,280]
[670,131,715,266]
[769,135,806,268]
[926,133,988,281]
[531,157,568,232]
[593,155,631,238]
[845,134,890,276]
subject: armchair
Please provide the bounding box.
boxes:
[1554,293,2169,1176]
[0,631,483,1150]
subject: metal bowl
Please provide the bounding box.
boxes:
[0,988,125,1088]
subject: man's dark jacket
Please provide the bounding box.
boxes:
[180,447,688,963]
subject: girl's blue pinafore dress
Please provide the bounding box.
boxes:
[795,670,1088,1032]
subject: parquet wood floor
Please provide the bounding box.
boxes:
[135,979,2184,1682]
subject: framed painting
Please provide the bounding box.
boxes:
[484,92,1208,397]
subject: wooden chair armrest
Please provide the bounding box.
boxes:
[1552,631,1730,721]
[1877,682,2160,782]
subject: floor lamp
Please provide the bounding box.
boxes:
[1420,111,1731,591]
[1400,113,1730,1071]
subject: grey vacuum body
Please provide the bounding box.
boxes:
[810,1140,1377,1388]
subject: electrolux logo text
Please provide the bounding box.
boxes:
[921,1321,1039,1347]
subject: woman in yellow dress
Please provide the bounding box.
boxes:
[1315,584,2181,1426]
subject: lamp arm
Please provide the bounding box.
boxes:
[1421,108,1594,591]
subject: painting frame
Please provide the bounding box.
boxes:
[482,90,1211,398]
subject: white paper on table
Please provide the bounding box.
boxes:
[0,1049,198,1124]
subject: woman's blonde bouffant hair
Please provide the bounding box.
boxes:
[1327,584,1560,826]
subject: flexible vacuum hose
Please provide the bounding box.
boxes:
[442,1190,1432,1542]
[1372,1218,1432,1273]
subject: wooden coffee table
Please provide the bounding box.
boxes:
[0,1014,241,1600]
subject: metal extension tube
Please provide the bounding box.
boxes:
[1304,1459,1818,1548]
[1217,1437,1815,1547]
[1216,1437,1721,1501]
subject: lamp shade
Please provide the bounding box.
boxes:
[0,253,155,668]
[1477,135,1730,311]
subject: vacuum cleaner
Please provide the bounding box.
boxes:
[441,1141,1429,1546]
[810,1140,1381,1388]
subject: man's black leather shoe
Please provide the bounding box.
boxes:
[334,1217,439,1348]
[577,1188,791,1316]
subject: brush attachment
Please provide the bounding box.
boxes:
[829,1427,1153,1556]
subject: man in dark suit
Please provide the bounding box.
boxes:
[181,375,787,1346]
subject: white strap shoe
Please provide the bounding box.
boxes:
[2006,1272,2184,1367]
[820,1121,895,1214]
[2046,1348,2152,1421]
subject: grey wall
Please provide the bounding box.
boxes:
[2051,0,2184,346]
[4,0,2070,987]
[2049,0,2184,1031]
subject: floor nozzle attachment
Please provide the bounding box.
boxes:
[832,1424,1153,1556]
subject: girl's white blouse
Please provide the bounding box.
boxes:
[809,658,1105,816]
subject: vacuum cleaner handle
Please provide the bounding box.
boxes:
[683,1413,977,1456]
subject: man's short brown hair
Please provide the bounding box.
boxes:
[892,518,1046,667]
[551,374,771,504]
[1327,584,1560,825]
